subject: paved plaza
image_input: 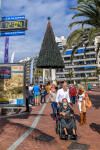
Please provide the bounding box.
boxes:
[0,89,100,150]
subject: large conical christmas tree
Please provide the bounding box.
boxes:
[36,18,64,69]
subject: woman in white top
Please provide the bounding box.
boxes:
[78,85,87,125]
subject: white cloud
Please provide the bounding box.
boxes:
[0,0,76,62]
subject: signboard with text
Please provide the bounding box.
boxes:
[0,64,25,105]
[2,15,25,21]
[0,15,27,37]
[0,20,27,32]
[0,31,25,36]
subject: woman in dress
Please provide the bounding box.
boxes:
[77,85,90,125]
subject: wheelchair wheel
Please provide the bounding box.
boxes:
[55,120,60,134]
[56,126,59,134]
[59,123,65,139]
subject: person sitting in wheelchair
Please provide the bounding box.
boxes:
[59,98,77,140]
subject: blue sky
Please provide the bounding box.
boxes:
[0,0,77,62]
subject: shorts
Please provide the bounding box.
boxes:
[34,92,40,97]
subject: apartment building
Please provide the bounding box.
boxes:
[56,37,100,84]
[19,57,32,84]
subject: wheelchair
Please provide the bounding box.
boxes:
[55,113,76,140]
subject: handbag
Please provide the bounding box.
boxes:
[85,93,92,108]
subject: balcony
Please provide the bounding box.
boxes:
[56,70,96,75]
[64,64,97,69]
[64,58,96,63]
[63,51,96,58]
[56,76,98,81]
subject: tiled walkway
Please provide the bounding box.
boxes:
[0,91,100,150]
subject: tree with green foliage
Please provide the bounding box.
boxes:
[66,0,100,86]
[78,0,95,4]
[65,69,74,83]
[69,0,100,29]
[67,0,100,61]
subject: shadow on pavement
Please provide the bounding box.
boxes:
[0,112,46,120]
[11,113,46,119]
[35,131,55,143]
[7,121,56,144]
[68,142,90,150]
[89,123,100,134]
[8,121,31,130]
[89,95,100,109]
[0,119,10,135]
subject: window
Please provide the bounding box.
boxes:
[64,57,70,61]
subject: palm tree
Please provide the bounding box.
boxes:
[69,0,100,29]
[67,70,74,83]
[68,0,100,47]
[67,28,100,61]
[66,0,100,86]
[96,67,100,87]
[83,76,89,89]
[78,0,94,3]
[67,0,100,61]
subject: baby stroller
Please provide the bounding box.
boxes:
[55,99,77,140]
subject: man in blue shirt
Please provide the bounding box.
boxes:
[33,83,40,105]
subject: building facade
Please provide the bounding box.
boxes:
[19,57,43,84]
[56,36,100,85]
[19,57,33,84]
[55,36,66,55]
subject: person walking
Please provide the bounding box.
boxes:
[56,81,70,104]
[49,83,57,119]
[45,82,51,94]
[40,85,46,103]
[33,83,40,106]
[77,85,92,125]
[25,86,30,112]
[69,84,77,105]
[29,84,34,105]
[45,82,51,103]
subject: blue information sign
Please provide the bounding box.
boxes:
[2,15,25,21]
[0,16,27,36]
[0,31,25,36]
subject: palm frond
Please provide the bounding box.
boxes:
[69,21,84,29]
[67,29,84,47]
[69,0,100,28]
[73,5,97,19]
[70,43,82,62]
[67,0,100,63]
[78,0,95,4]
